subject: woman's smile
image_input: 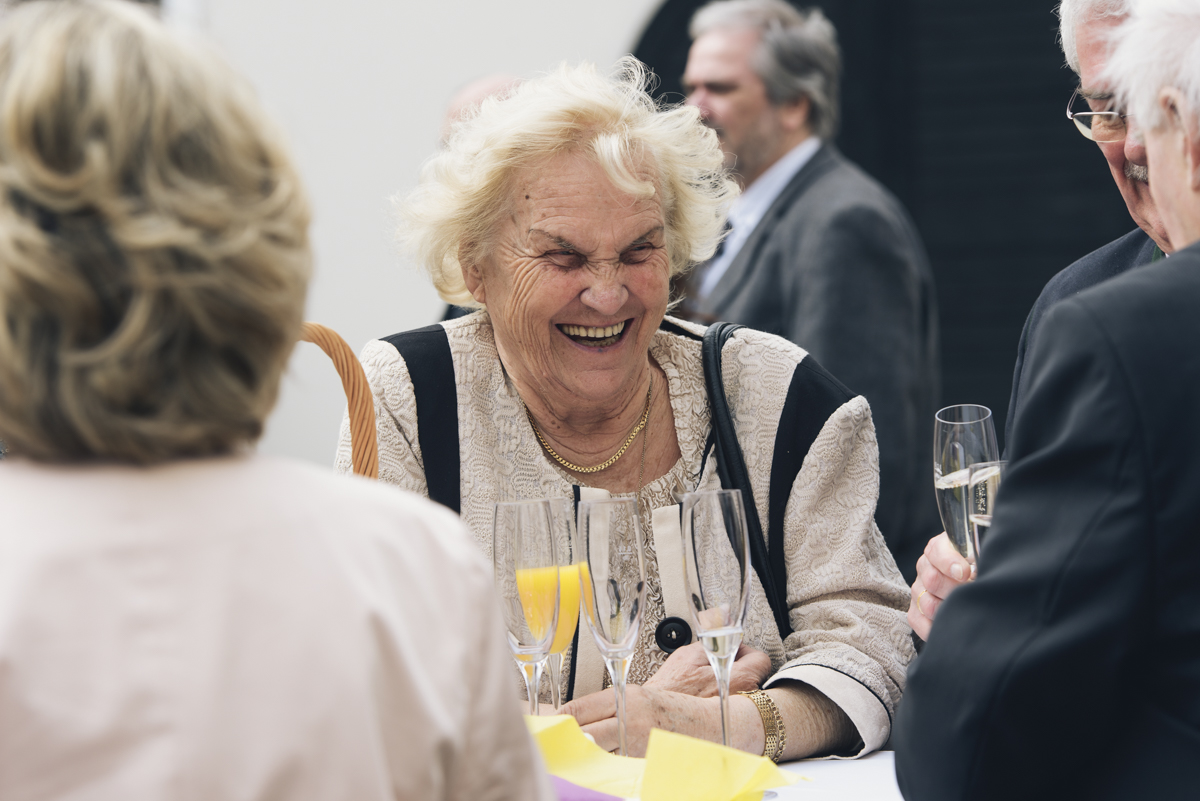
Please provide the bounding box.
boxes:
[557,318,631,348]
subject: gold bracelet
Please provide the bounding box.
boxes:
[738,689,786,763]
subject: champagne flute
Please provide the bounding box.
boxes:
[680,489,752,748]
[544,498,581,712]
[578,496,645,757]
[493,500,559,716]
[967,460,1007,558]
[933,404,999,562]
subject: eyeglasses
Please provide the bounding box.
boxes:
[1066,87,1127,143]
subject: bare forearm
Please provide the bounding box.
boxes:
[730,682,857,761]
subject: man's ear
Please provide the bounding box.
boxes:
[1178,94,1200,193]
[460,245,487,305]
[1158,87,1200,192]
[779,95,811,135]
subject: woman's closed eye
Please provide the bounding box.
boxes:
[545,249,588,269]
[621,243,660,265]
[543,243,660,270]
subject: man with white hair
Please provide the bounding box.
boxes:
[1003,0,1173,446]
[908,0,1176,642]
[678,0,940,585]
[893,2,1200,798]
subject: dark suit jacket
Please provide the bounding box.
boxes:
[690,143,940,583]
[893,242,1200,801]
[1003,227,1157,448]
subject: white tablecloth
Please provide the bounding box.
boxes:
[772,750,902,800]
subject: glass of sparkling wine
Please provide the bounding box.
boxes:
[967,460,1007,558]
[544,498,582,712]
[493,500,559,716]
[680,489,752,748]
[934,405,999,562]
[578,496,645,757]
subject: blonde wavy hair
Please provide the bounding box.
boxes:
[0,0,311,463]
[399,58,737,307]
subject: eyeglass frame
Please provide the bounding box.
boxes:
[1066,87,1128,143]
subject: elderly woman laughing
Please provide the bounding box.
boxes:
[337,59,913,759]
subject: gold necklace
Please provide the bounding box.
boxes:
[526,380,652,474]
[635,391,648,517]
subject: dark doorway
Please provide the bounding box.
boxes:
[634,0,1132,453]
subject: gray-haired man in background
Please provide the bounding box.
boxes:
[678,0,940,584]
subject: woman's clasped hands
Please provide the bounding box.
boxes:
[560,642,772,756]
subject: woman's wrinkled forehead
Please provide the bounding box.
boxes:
[500,150,664,244]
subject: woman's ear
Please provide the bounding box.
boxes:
[459,245,487,305]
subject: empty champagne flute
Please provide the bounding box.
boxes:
[578,496,646,757]
[493,500,559,716]
[934,405,999,562]
[544,498,581,712]
[967,460,1007,558]
[680,489,752,748]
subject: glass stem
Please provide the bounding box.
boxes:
[520,659,544,717]
[546,652,563,712]
[605,655,633,756]
[708,649,736,747]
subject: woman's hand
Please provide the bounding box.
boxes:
[562,685,745,757]
[908,532,973,640]
[643,642,772,697]
[559,643,772,756]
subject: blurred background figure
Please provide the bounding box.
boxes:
[0,3,551,799]
[675,0,940,584]
[439,72,522,321]
[440,73,522,144]
[895,1,1200,797]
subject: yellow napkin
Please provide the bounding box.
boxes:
[525,716,799,801]
[641,728,798,801]
[527,715,644,798]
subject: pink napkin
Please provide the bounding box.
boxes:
[551,776,624,801]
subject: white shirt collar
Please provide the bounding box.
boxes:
[730,136,822,234]
[698,137,822,298]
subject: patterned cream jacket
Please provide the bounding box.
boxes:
[336,312,915,756]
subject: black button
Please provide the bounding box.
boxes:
[655,617,692,653]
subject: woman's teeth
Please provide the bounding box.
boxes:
[560,321,626,346]
[560,322,625,339]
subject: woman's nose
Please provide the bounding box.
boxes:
[580,271,628,315]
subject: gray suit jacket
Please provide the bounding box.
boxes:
[691,143,940,583]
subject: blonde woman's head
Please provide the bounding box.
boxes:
[399,57,737,308]
[0,0,311,463]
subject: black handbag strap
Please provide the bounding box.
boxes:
[702,322,793,638]
[382,325,460,514]
[701,323,856,642]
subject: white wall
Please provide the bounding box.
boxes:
[165,0,662,466]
